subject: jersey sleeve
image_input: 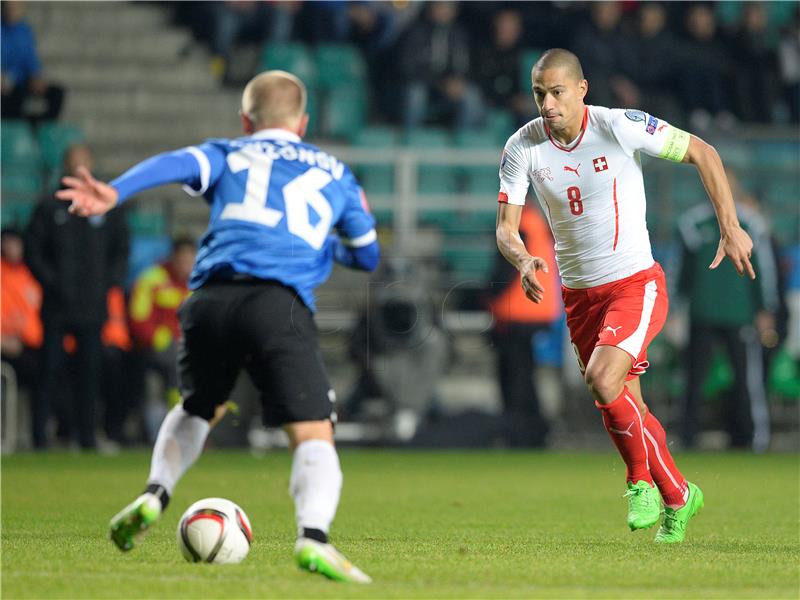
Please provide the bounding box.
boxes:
[334,169,377,248]
[110,142,227,203]
[179,142,227,197]
[610,109,690,162]
[498,134,530,205]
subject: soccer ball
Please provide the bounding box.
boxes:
[176,498,253,564]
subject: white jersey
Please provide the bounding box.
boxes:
[499,105,689,289]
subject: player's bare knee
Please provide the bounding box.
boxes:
[584,366,623,404]
[284,420,334,449]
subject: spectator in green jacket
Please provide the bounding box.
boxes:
[676,170,780,453]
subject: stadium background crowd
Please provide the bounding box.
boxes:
[1,0,798,453]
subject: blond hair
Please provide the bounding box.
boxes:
[241,70,307,129]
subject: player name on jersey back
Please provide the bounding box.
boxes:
[228,138,346,181]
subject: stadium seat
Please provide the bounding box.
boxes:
[36,123,86,172]
[1,120,41,169]
[2,171,42,204]
[126,209,167,237]
[313,44,367,92]
[519,48,544,92]
[403,128,457,194]
[486,108,514,146]
[454,130,501,195]
[1,200,36,229]
[260,42,317,86]
[323,84,367,141]
[352,126,399,195]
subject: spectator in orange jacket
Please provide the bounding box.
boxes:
[128,237,196,437]
[1,227,42,395]
[487,204,562,447]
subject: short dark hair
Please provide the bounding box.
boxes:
[532,48,584,82]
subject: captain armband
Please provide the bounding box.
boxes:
[658,127,690,162]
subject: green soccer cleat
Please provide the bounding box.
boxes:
[294,538,372,584]
[109,493,162,552]
[654,481,704,543]
[624,480,662,531]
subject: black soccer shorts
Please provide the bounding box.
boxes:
[177,278,336,426]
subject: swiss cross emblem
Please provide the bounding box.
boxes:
[593,156,608,172]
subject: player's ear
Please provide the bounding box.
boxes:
[297,114,309,138]
[240,111,255,135]
[578,79,588,101]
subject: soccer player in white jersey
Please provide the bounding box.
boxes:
[496,49,756,543]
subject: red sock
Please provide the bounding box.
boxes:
[643,410,689,508]
[597,387,653,485]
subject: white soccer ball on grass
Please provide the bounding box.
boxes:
[176,497,253,564]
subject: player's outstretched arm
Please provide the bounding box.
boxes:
[55,166,119,217]
[496,203,549,304]
[682,135,756,279]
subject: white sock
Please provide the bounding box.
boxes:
[147,404,210,495]
[289,439,342,537]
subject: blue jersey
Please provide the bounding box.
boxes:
[111,129,377,310]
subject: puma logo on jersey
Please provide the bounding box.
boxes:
[532,167,553,183]
[657,123,668,133]
[563,163,581,177]
[609,421,635,437]
[605,325,623,337]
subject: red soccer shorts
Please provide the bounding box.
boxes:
[562,262,668,380]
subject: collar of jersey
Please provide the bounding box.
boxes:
[544,106,588,153]
[248,128,302,143]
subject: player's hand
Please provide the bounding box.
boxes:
[519,256,549,304]
[54,166,118,217]
[710,225,755,280]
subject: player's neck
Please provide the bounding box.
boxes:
[549,106,587,146]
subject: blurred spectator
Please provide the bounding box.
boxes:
[486,205,560,448]
[571,1,640,108]
[395,1,484,131]
[474,9,536,127]
[676,172,779,453]
[729,3,777,124]
[678,4,734,131]
[349,1,402,120]
[777,6,800,123]
[629,3,683,124]
[299,1,349,44]
[24,144,129,449]
[1,0,64,122]
[128,237,196,441]
[209,1,299,84]
[0,227,42,396]
[100,287,135,447]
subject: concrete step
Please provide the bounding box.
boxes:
[63,89,240,122]
[39,30,192,63]
[49,63,219,94]
[26,2,167,34]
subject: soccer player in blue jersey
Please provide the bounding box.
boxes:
[57,71,378,583]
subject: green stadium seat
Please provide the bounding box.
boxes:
[1,200,36,228]
[454,130,501,195]
[261,43,317,86]
[519,48,544,92]
[441,245,495,281]
[2,170,42,201]
[1,120,41,169]
[36,123,85,172]
[403,128,457,194]
[486,108,514,146]
[752,141,800,169]
[352,126,398,195]
[304,87,321,137]
[324,84,367,141]
[313,44,367,91]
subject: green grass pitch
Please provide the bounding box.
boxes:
[2,450,798,599]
